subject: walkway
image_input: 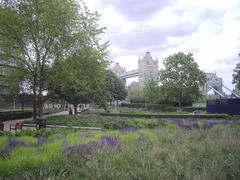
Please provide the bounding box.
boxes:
[2,111,68,131]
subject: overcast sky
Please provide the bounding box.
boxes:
[85,0,240,89]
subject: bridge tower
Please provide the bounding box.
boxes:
[201,73,223,96]
[111,62,127,85]
[138,52,159,88]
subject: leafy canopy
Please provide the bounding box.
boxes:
[159,52,206,107]
[0,0,108,116]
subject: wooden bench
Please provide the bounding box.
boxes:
[0,121,4,131]
[10,122,23,131]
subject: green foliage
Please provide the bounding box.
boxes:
[128,89,145,103]
[134,118,158,128]
[0,0,108,117]
[49,46,108,113]
[129,80,168,104]
[104,70,127,101]
[182,106,206,112]
[0,111,32,121]
[233,55,240,90]
[165,123,179,129]
[0,136,7,148]
[143,78,160,104]
[121,103,177,111]
[101,112,230,119]
[1,127,240,179]
[120,132,140,142]
[24,115,165,130]
[160,52,206,107]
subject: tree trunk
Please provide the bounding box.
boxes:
[38,101,43,118]
[33,75,37,122]
[74,104,78,115]
[21,100,24,112]
[178,101,181,108]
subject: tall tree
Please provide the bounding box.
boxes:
[49,46,107,114]
[0,0,108,119]
[143,78,159,104]
[233,54,240,91]
[160,52,206,107]
[104,70,127,106]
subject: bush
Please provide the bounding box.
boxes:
[1,126,240,179]
[121,103,177,112]
[100,112,231,119]
[182,106,206,112]
[0,111,33,121]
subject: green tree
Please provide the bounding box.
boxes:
[233,54,240,90]
[49,46,107,114]
[143,78,159,104]
[0,0,107,119]
[160,52,206,107]
[129,89,145,103]
[104,70,127,106]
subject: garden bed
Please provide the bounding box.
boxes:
[23,114,236,130]
[100,112,230,119]
[0,125,240,179]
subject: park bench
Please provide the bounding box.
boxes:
[0,121,4,131]
[10,122,23,131]
[36,118,47,129]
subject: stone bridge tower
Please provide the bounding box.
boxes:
[138,52,159,88]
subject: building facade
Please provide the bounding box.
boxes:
[138,52,159,88]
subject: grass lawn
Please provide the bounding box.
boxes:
[0,124,240,179]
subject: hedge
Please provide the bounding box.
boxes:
[121,103,177,112]
[100,113,230,119]
[181,106,206,112]
[0,111,33,121]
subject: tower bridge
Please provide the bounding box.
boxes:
[112,52,239,98]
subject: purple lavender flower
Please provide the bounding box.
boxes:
[101,136,120,148]
[82,141,99,154]
[138,134,149,142]
[171,119,184,127]
[119,127,138,134]
[219,121,231,125]
[181,124,192,131]
[62,141,99,155]
[37,136,49,145]
[190,118,201,121]
[7,138,25,149]
[203,121,219,129]
[0,138,25,158]
[192,123,200,129]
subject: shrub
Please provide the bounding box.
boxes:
[100,113,230,119]
[0,111,33,121]
[182,106,206,112]
[2,126,240,179]
[121,103,177,111]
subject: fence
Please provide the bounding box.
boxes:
[207,98,240,115]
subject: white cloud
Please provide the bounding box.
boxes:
[85,0,240,90]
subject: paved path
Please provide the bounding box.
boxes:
[2,111,69,131]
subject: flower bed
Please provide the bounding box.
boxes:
[0,125,240,179]
[100,112,230,119]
